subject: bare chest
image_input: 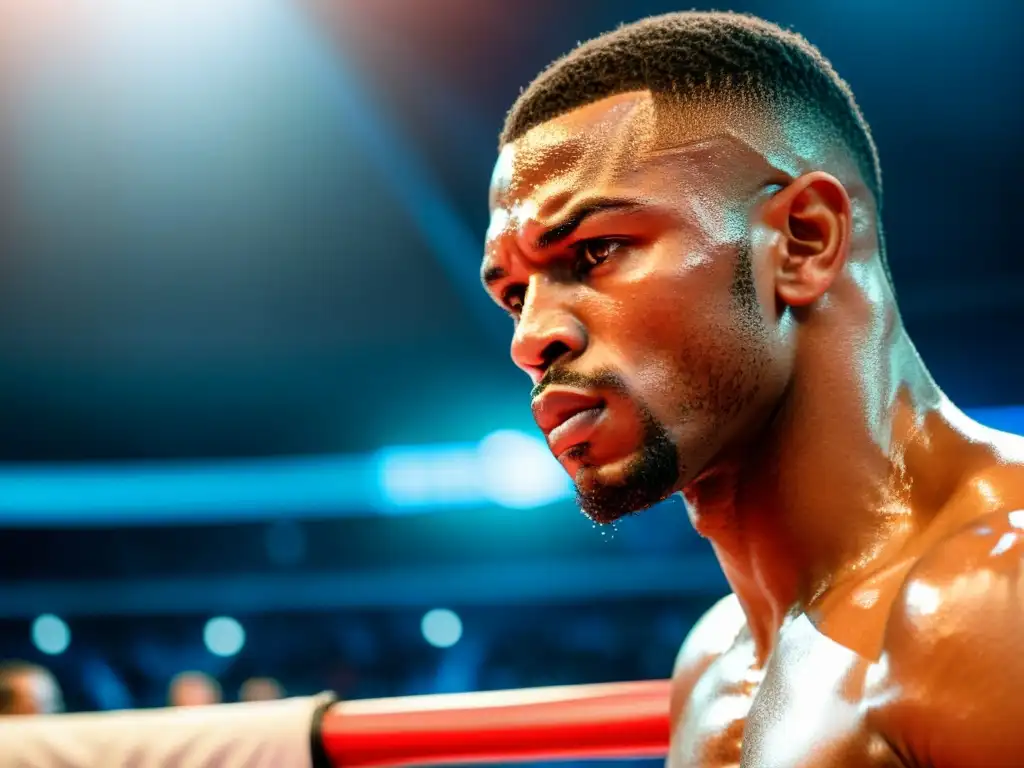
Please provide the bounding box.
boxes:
[670,616,900,768]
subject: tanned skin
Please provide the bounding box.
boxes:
[481,91,1024,767]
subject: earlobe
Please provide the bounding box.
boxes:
[763,172,851,307]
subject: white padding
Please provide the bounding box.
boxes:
[0,695,332,768]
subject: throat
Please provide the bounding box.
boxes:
[682,329,957,661]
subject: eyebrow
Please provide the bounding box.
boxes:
[481,197,642,288]
[534,198,640,250]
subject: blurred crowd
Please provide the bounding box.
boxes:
[0,661,285,716]
[0,599,707,720]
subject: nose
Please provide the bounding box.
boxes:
[510,276,586,383]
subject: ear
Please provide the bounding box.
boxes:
[762,171,852,307]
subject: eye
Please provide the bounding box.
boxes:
[573,239,622,275]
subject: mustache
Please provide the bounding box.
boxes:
[531,368,629,401]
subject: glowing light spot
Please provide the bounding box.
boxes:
[991,532,1017,557]
[904,581,941,617]
[864,654,891,694]
[203,617,245,657]
[421,608,462,649]
[32,615,70,656]
[478,430,571,509]
[377,445,480,508]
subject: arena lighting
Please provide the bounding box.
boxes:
[203,617,246,657]
[478,430,571,509]
[0,407,1017,526]
[31,614,71,656]
[421,608,463,649]
[378,430,571,510]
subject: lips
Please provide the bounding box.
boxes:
[531,389,606,457]
[546,406,605,457]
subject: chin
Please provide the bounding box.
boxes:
[576,501,630,526]
[575,480,675,525]
[572,453,679,526]
[564,412,682,525]
[574,451,637,483]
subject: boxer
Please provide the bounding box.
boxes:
[3,10,1021,768]
[482,10,1024,767]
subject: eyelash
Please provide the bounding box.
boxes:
[501,238,625,314]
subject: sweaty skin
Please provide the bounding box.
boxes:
[482,92,1024,767]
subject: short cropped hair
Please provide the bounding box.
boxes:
[502,12,883,210]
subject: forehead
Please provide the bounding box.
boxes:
[489,92,659,214]
[485,92,786,258]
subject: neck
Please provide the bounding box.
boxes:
[684,285,961,662]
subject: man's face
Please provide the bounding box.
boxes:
[482,92,793,523]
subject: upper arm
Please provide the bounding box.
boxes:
[876,511,1024,768]
[670,594,745,727]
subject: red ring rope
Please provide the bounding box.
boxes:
[321,679,672,767]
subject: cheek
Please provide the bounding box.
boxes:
[595,242,776,418]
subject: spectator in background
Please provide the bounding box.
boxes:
[238,677,284,702]
[0,661,64,715]
[167,671,221,707]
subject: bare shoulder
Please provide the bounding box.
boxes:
[887,509,1024,647]
[670,594,747,724]
[877,509,1024,766]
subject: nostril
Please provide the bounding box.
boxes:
[539,340,571,372]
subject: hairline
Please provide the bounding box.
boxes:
[498,87,876,221]
[501,48,881,211]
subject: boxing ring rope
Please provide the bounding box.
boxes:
[321,680,673,767]
[0,680,673,768]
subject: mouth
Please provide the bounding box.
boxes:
[531,388,607,459]
[547,405,606,458]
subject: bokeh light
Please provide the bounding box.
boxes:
[421,608,463,649]
[203,617,246,657]
[32,614,71,656]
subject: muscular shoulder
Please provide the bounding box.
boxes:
[670,594,747,724]
[878,510,1024,766]
[886,509,1024,656]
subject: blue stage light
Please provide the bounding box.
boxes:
[32,614,70,656]
[421,608,462,649]
[204,616,245,657]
